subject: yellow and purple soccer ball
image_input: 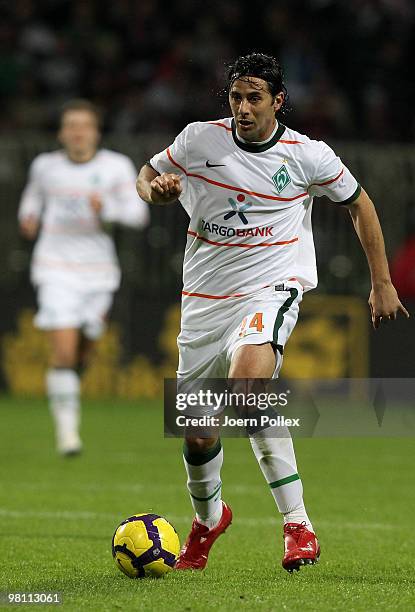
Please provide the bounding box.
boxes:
[112,513,180,578]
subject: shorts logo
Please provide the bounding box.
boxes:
[272,165,291,193]
[224,194,252,225]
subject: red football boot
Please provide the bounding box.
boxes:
[282,522,320,572]
[175,502,233,570]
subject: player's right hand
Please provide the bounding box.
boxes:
[19,215,39,240]
[150,173,182,203]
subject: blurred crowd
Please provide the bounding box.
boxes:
[1,0,414,141]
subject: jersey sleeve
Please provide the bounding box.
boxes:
[148,125,189,198]
[102,156,150,229]
[18,155,46,220]
[309,142,361,205]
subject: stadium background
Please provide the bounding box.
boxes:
[1,0,415,397]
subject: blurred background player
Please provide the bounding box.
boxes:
[137,52,409,573]
[18,99,149,455]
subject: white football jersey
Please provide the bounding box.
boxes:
[150,118,360,329]
[19,149,149,291]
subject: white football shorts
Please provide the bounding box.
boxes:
[177,281,303,383]
[34,283,113,339]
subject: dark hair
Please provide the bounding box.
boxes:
[60,99,102,128]
[227,52,290,116]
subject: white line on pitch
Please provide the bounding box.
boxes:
[0,482,267,494]
[0,508,394,531]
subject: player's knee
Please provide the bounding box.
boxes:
[185,436,218,454]
[228,377,267,395]
[50,348,78,369]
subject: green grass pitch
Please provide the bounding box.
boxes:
[0,396,414,611]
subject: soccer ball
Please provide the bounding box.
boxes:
[112,513,180,578]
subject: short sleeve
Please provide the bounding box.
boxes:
[18,155,47,220]
[102,155,150,228]
[110,156,137,191]
[309,142,361,205]
[149,125,189,197]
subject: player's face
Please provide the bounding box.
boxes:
[58,110,100,160]
[229,78,284,142]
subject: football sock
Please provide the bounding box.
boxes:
[183,439,223,530]
[249,430,313,532]
[46,368,81,449]
[282,502,312,528]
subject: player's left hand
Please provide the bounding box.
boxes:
[90,193,103,214]
[368,281,410,329]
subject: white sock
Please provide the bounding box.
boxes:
[283,502,312,529]
[46,368,81,450]
[249,429,313,532]
[183,440,223,530]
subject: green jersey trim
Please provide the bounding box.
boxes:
[231,120,286,153]
[337,184,362,206]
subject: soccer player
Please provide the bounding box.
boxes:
[19,99,149,456]
[136,53,409,572]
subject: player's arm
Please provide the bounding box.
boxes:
[100,157,150,229]
[346,188,409,328]
[136,164,182,205]
[18,157,45,240]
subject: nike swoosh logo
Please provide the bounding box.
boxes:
[206,160,226,168]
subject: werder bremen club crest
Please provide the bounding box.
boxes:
[272,165,291,193]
